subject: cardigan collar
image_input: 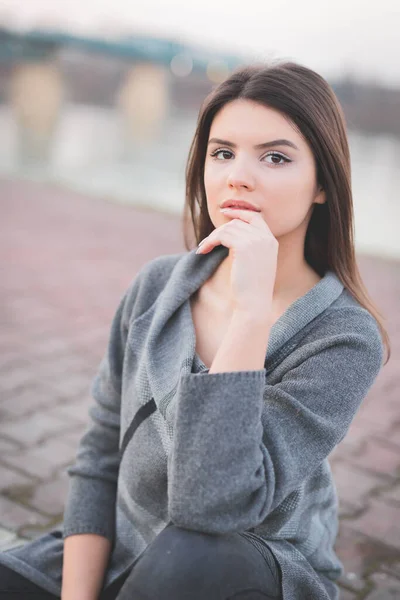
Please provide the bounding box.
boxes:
[143,244,344,418]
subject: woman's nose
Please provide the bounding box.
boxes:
[226,164,255,191]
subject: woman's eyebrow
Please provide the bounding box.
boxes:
[207,137,299,151]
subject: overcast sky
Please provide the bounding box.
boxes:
[1,0,399,88]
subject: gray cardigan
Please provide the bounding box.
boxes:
[0,244,384,599]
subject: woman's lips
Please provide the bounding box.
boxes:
[220,206,259,212]
[220,200,261,211]
[229,207,257,211]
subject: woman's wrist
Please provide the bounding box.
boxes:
[208,309,272,373]
[231,306,273,329]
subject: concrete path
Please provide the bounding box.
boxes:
[0,179,399,598]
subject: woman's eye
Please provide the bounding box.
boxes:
[210,149,233,160]
[263,152,291,165]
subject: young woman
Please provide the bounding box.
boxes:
[0,61,390,600]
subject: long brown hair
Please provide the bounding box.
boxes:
[182,60,390,365]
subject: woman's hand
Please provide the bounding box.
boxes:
[196,207,278,317]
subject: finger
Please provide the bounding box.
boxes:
[220,207,267,229]
[196,219,239,249]
[196,217,251,251]
[196,228,238,254]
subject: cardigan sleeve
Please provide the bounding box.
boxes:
[62,276,141,542]
[167,308,384,534]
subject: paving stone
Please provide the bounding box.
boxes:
[338,417,387,455]
[358,399,400,436]
[331,462,387,511]
[58,429,86,450]
[336,588,358,600]
[380,561,400,580]
[0,496,49,531]
[1,438,77,480]
[0,345,30,366]
[0,437,21,453]
[0,411,77,446]
[44,405,87,426]
[54,396,93,425]
[0,365,37,395]
[0,384,59,419]
[338,500,360,519]
[376,483,400,506]
[0,526,27,551]
[365,572,400,598]
[346,499,400,550]
[384,426,400,449]
[330,444,359,463]
[33,356,91,385]
[18,520,63,540]
[346,439,400,479]
[22,472,70,517]
[0,464,35,492]
[46,373,93,399]
[0,526,18,547]
[334,525,398,592]
[25,338,77,359]
[352,414,392,440]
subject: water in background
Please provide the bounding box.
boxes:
[1,105,399,260]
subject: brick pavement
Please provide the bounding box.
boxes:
[0,178,399,598]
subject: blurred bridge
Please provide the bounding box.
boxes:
[0,26,244,164]
[0,27,242,74]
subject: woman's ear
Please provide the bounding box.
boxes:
[314,185,326,205]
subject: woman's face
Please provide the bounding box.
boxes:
[204,99,325,239]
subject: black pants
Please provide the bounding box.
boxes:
[0,524,283,599]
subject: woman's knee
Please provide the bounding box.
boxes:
[116,524,281,599]
[116,524,211,598]
[132,523,223,579]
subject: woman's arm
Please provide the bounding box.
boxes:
[167,307,384,534]
[208,310,272,373]
[61,534,111,600]
[59,255,177,597]
[60,276,142,598]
